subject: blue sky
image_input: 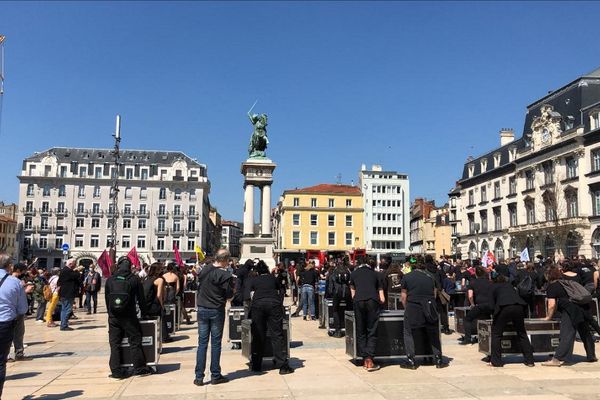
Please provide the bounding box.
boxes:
[1,1,600,221]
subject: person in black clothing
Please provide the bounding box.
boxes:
[489,272,534,367]
[142,262,171,343]
[105,257,152,379]
[248,261,294,375]
[577,261,598,294]
[385,263,403,310]
[425,255,451,335]
[57,258,81,331]
[299,261,319,320]
[401,257,448,369]
[460,267,493,345]
[513,262,542,317]
[543,266,597,366]
[350,256,384,372]
[232,259,254,315]
[328,262,352,337]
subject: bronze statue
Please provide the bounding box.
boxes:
[247,102,269,158]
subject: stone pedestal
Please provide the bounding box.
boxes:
[240,159,277,269]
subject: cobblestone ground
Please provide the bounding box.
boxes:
[5,299,600,400]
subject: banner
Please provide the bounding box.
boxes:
[97,249,113,278]
[127,246,141,268]
[194,245,205,262]
[174,244,185,269]
[520,247,530,262]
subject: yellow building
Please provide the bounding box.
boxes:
[275,184,364,258]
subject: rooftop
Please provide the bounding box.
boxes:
[284,183,362,196]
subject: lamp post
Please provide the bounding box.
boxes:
[474,223,481,262]
[110,115,121,264]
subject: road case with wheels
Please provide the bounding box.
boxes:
[477,318,560,357]
[183,291,196,309]
[119,318,160,371]
[241,306,291,360]
[228,306,246,347]
[323,298,347,335]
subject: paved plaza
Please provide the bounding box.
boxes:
[5,300,600,400]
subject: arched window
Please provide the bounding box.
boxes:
[509,238,518,258]
[526,237,535,259]
[544,235,555,259]
[480,240,489,257]
[469,242,477,260]
[592,229,600,258]
[494,239,504,261]
[565,232,580,258]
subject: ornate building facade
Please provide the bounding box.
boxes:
[451,67,600,260]
[17,147,211,269]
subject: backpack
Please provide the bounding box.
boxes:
[559,279,593,305]
[108,276,131,314]
[43,284,53,301]
[516,275,534,298]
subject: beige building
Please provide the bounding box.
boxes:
[18,147,212,269]
[423,205,452,258]
[0,202,17,257]
[451,67,600,260]
[221,220,242,258]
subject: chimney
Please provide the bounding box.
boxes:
[500,128,514,146]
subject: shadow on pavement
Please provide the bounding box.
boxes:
[156,363,181,374]
[6,372,41,380]
[23,390,84,399]
[26,341,53,346]
[168,335,190,342]
[32,352,74,359]
[161,346,195,354]
[74,325,103,330]
[290,341,303,348]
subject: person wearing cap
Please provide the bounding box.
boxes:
[0,253,28,398]
[57,258,81,331]
[105,256,151,379]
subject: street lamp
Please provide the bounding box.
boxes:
[474,223,481,262]
[110,115,122,264]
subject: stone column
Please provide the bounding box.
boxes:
[261,184,271,236]
[243,184,254,236]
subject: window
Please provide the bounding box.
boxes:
[189,189,197,200]
[141,169,148,180]
[493,153,501,168]
[509,176,516,195]
[593,191,600,216]
[90,235,99,248]
[480,159,487,173]
[76,218,84,228]
[158,204,166,215]
[310,214,317,226]
[58,185,66,197]
[174,205,181,216]
[173,221,181,232]
[39,235,48,249]
[188,220,196,232]
[78,185,85,198]
[293,197,299,207]
[79,166,87,176]
[526,201,535,224]
[124,187,132,199]
[157,238,165,250]
[567,192,578,218]
[27,184,35,196]
[24,217,32,230]
[468,164,474,178]
[57,202,65,212]
[94,167,102,179]
[75,234,84,247]
[328,232,335,246]
[187,239,195,251]
[481,186,487,202]
[172,239,180,250]
[174,189,182,200]
[346,199,352,207]
[328,198,334,208]
[139,204,147,215]
[159,188,167,200]
[92,219,100,228]
[292,214,300,226]
[310,231,318,245]
[55,236,63,249]
[592,149,600,172]
[566,156,578,179]
[493,208,501,231]
[328,215,335,226]
[525,170,535,190]
[345,215,353,227]
[126,168,133,179]
[494,181,501,199]
[292,231,300,245]
[543,162,554,185]
[24,201,33,213]
[158,220,166,232]
[122,236,130,248]
[43,185,51,197]
[140,187,147,200]
[137,236,146,249]
[123,204,131,215]
[41,201,49,213]
[123,219,131,229]
[592,112,600,130]
[92,203,101,214]
[60,166,67,177]
[345,232,353,246]
[311,198,317,208]
[138,219,146,229]
[480,211,488,233]
[468,190,474,206]
[468,214,475,234]
[188,205,196,216]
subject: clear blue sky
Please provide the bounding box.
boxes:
[1,1,600,221]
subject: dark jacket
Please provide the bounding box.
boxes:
[196,265,233,310]
[490,282,526,317]
[57,267,81,299]
[105,263,147,318]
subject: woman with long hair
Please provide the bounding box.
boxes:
[144,262,170,342]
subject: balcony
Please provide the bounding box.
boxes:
[39,225,52,233]
[90,209,104,217]
[137,211,150,218]
[172,212,184,220]
[54,226,68,234]
[507,216,590,235]
[186,229,200,237]
[21,208,36,216]
[39,209,53,216]
[171,229,184,237]
[187,212,199,219]
[75,209,88,217]
[121,210,135,218]
[23,225,34,232]
[54,209,68,217]
[155,228,169,236]
[106,210,119,217]
[155,211,169,218]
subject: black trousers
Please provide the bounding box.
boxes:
[250,301,287,369]
[403,320,442,359]
[464,305,492,339]
[332,293,351,331]
[436,298,449,330]
[354,299,380,358]
[491,304,534,366]
[555,311,596,361]
[0,320,16,399]
[108,316,146,373]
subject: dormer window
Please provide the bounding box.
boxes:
[480,159,488,173]
[468,164,475,178]
[508,147,517,162]
[592,112,600,130]
[493,153,501,168]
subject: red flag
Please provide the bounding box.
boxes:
[127,247,141,268]
[174,244,185,270]
[97,249,113,278]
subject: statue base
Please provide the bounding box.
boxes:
[240,236,276,270]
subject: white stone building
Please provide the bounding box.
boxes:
[221,220,242,258]
[17,147,211,269]
[359,164,410,255]
[451,67,600,260]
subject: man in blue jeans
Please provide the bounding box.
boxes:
[194,249,233,386]
[57,258,80,331]
[299,262,318,320]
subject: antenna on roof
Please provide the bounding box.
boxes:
[335,173,342,185]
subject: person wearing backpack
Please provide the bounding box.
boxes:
[105,256,152,379]
[514,262,538,316]
[329,261,352,338]
[543,266,597,366]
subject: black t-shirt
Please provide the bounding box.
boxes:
[401,270,435,301]
[249,274,282,304]
[495,264,510,278]
[196,265,233,310]
[467,277,493,306]
[578,266,595,287]
[546,281,569,312]
[299,269,319,286]
[349,265,382,302]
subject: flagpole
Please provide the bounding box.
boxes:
[110,115,122,265]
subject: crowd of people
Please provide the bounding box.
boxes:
[3,249,600,396]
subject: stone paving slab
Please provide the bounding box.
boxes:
[5,299,600,400]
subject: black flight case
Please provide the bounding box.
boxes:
[119,318,161,372]
[477,318,561,357]
[183,290,196,310]
[321,297,347,335]
[241,306,291,361]
[228,306,246,348]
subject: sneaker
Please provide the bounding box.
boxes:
[193,378,205,386]
[524,362,535,367]
[303,316,307,321]
[109,370,130,380]
[587,357,598,363]
[35,320,44,323]
[133,367,154,377]
[542,358,563,367]
[60,327,74,331]
[279,364,294,375]
[47,322,57,328]
[211,376,229,385]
